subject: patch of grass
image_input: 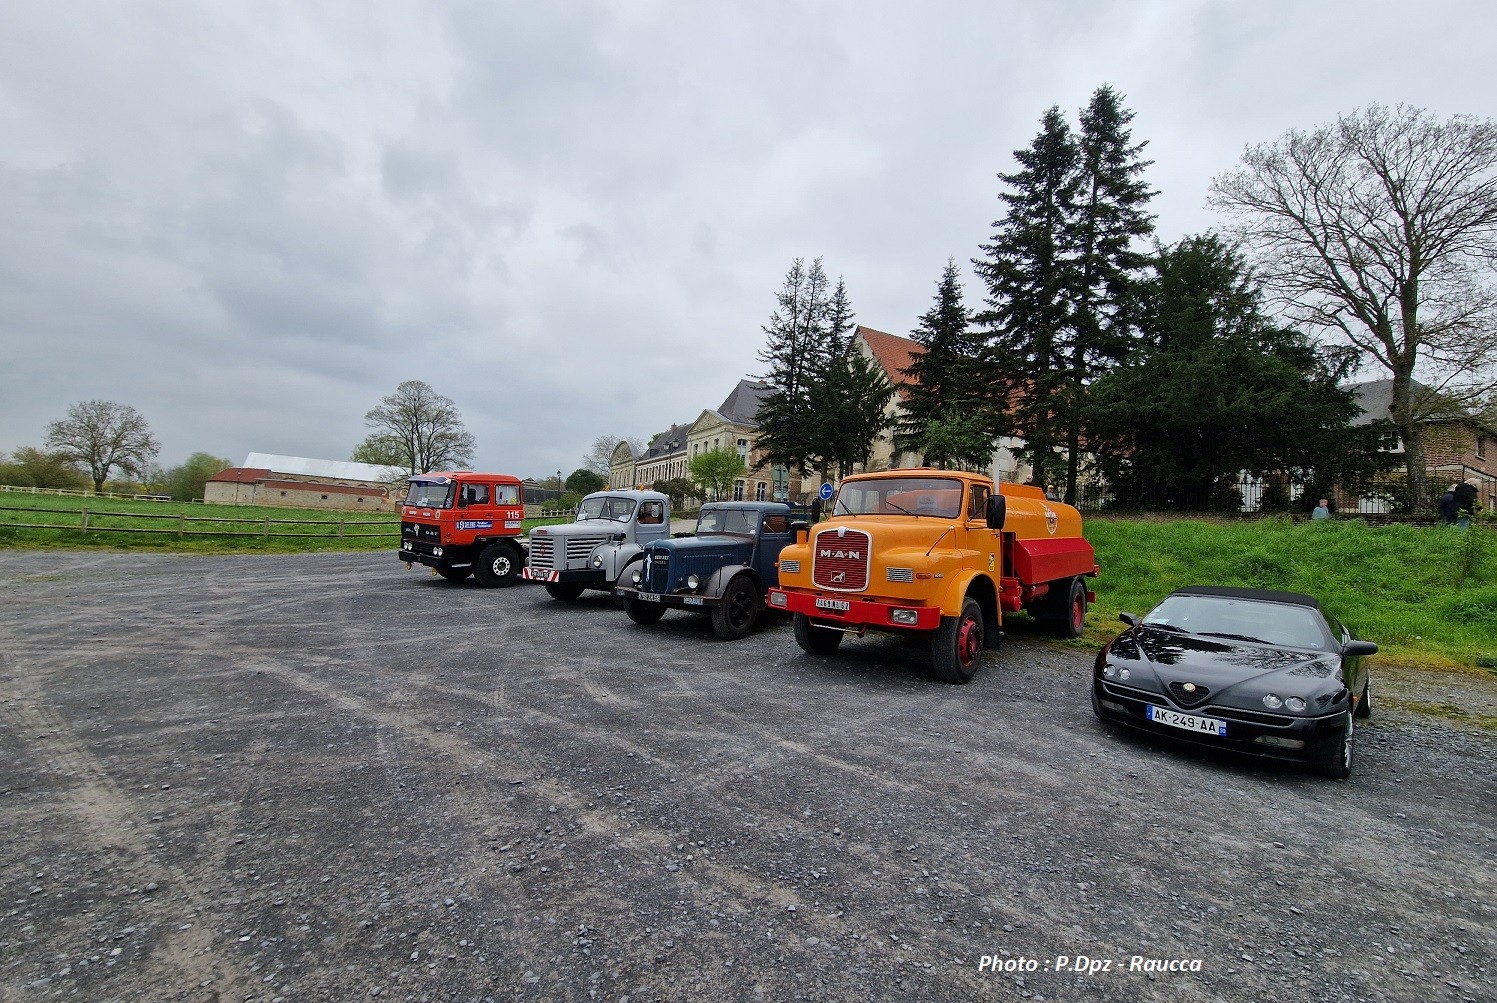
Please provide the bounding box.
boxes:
[1084,517,1496,670]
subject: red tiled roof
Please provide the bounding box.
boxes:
[857,326,923,387]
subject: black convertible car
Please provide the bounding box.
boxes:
[1091,586,1376,779]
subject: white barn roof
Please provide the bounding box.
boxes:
[243,452,406,482]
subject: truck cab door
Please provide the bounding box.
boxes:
[635,499,669,545]
[965,483,1002,574]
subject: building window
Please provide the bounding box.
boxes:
[322,494,329,500]
[734,480,745,501]
[1478,434,1487,460]
[755,482,766,501]
[280,491,287,497]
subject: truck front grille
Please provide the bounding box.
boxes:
[812,529,871,592]
[402,521,440,543]
[528,537,555,567]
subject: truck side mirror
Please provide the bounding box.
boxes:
[790,520,810,544]
[985,495,1006,530]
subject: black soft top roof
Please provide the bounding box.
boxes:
[1170,584,1320,609]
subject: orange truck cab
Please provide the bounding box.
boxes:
[767,469,1098,683]
[397,471,527,587]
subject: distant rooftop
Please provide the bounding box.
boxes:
[242,452,406,482]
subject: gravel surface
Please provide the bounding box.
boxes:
[1,551,1492,1003]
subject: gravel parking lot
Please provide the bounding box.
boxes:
[1,551,1492,1003]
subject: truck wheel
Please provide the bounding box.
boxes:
[1056,577,1088,639]
[544,583,586,601]
[473,542,521,588]
[624,596,665,625]
[931,597,984,684]
[711,576,759,641]
[793,613,843,655]
[437,567,472,582]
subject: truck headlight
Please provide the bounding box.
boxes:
[769,591,787,607]
[433,547,443,557]
[402,542,412,550]
[630,568,642,586]
[686,575,700,591]
[890,609,919,625]
[593,556,603,568]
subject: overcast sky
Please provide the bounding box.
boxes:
[2,1,1493,480]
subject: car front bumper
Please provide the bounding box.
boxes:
[767,588,943,631]
[522,566,607,586]
[1092,678,1348,765]
[615,586,717,613]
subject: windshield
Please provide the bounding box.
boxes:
[696,507,759,535]
[833,477,964,519]
[576,495,637,522]
[404,481,453,508]
[1143,595,1332,649]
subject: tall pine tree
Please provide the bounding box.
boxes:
[755,259,834,476]
[973,105,1083,492]
[974,87,1155,502]
[896,260,983,468]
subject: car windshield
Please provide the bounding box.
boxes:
[576,496,637,522]
[1143,595,1332,649]
[404,481,453,508]
[833,477,964,518]
[696,508,759,535]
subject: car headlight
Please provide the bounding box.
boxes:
[1263,694,1283,709]
[1102,663,1118,679]
[1117,668,1130,681]
[1284,696,1307,712]
[686,574,700,590]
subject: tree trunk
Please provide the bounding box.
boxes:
[1389,371,1429,512]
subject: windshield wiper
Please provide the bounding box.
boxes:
[885,501,917,517]
[834,499,855,517]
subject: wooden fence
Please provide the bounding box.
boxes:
[0,504,398,540]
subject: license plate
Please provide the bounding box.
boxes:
[815,598,851,612]
[636,592,661,603]
[1148,705,1227,737]
[683,597,703,606]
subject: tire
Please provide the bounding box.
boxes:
[931,597,984,684]
[711,576,760,641]
[1321,711,1354,780]
[544,582,586,601]
[614,559,644,609]
[624,596,665,625]
[1354,676,1372,719]
[793,613,843,655]
[472,542,521,588]
[437,567,472,582]
[1037,577,1087,638]
[1089,680,1106,721]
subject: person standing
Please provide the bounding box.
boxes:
[1438,484,1459,525]
[1452,478,1482,529]
[1311,498,1331,521]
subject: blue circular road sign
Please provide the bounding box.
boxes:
[818,481,834,501]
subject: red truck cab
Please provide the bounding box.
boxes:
[397,471,527,587]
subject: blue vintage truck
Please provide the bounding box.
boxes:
[614,501,794,640]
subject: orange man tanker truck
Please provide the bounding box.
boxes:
[767,469,1098,683]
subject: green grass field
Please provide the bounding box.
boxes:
[0,493,566,554]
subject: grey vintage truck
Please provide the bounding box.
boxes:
[613,501,795,640]
[521,489,671,600]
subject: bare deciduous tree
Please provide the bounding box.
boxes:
[1210,104,1497,509]
[583,435,643,477]
[359,380,476,475]
[44,400,160,493]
